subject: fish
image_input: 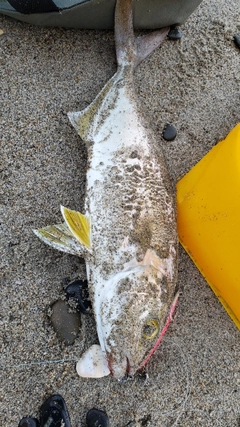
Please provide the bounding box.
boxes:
[34,0,178,380]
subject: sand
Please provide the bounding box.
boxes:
[0,0,240,425]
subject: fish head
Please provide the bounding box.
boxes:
[96,254,177,380]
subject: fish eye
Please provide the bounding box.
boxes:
[142,319,159,340]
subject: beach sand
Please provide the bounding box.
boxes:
[0,0,240,425]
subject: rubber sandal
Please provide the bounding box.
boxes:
[39,394,71,427]
[86,408,109,427]
[0,0,203,29]
[18,417,39,427]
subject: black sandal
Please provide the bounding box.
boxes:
[18,417,39,427]
[39,394,71,427]
[86,408,109,427]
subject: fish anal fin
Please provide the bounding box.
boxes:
[61,206,91,250]
[68,110,88,141]
[33,223,85,256]
[68,75,114,142]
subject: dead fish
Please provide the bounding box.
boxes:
[34,0,178,380]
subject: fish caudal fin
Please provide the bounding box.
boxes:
[34,207,91,255]
[135,28,170,67]
[61,206,91,250]
[68,0,169,142]
[115,0,135,67]
[115,0,169,69]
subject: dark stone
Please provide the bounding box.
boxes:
[65,279,91,314]
[234,35,240,50]
[51,300,81,345]
[162,124,177,141]
[139,414,151,426]
[86,408,109,427]
[168,25,182,40]
[18,418,39,427]
[39,394,71,427]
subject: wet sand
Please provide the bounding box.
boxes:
[0,0,240,425]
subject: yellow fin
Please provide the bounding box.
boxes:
[33,223,85,256]
[61,206,91,249]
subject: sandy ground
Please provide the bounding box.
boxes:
[0,0,240,426]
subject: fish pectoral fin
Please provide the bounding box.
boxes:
[135,27,170,67]
[61,206,91,250]
[141,249,166,275]
[33,223,85,256]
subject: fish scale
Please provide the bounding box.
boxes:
[34,0,178,380]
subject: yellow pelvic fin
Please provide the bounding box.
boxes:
[33,223,85,256]
[61,206,91,249]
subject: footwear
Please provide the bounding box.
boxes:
[86,408,109,427]
[39,394,71,427]
[0,0,203,30]
[18,417,39,427]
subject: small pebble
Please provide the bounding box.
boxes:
[162,124,177,141]
[168,26,182,40]
[86,408,109,427]
[76,344,110,378]
[51,300,81,345]
[65,279,91,313]
[234,35,240,50]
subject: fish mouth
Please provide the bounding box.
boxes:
[107,355,133,381]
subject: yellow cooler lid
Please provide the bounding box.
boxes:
[177,123,240,329]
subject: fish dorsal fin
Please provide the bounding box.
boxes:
[61,206,91,250]
[33,223,85,256]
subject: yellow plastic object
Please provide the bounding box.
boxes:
[177,123,240,329]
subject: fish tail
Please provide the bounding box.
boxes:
[115,0,170,69]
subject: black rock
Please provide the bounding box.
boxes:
[234,35,240,50]
[86,408,109,427]
[51,300,81,345]
[39,394,71,427]
[168,25,182,40]
[18,418,39,427]
[65,279,91,314]
[162,124,177,141]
